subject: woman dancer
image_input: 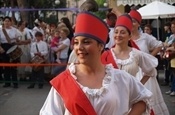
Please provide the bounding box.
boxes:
[40,11,152,115]
[129,9,169,115]
[103,8,169,115]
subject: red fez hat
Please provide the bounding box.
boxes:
[74,12,109,44]
[115,14,132,33]
[129,9,142,24]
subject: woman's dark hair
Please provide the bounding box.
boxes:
[164,22,171,27]
[144,24,152,31]
[3,16,12,21]
[61,17,73,31]
[171,20,175,25]
[61,17,74,39]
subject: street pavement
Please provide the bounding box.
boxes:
[0,70,175,115]
[0,82,51,115]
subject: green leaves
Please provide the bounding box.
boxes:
[94,0,107,19]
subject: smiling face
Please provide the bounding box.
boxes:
[114,26,131,45]
[73,36,103,64]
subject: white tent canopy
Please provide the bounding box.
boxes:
[117,0,174,6]
[137,1,175,19]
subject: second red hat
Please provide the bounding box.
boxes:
[129,9,142,24]
[115,14,132,33]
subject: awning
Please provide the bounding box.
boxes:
[117,0,175,6]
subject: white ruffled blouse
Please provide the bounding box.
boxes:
[111,48,158,77]
[40,64,152,115]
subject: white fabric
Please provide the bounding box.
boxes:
[30,40,48,58]
[0,26,21,43]
[17,29,31,74]
[111,48,158,77]
[133,33,163,54]
[117,0,175,6]
[105,27,115,49]
[59,38,70,59]
[40,64,152,115]
[137,1,175,19]
[67,50,78,64]
[134,32,169,115]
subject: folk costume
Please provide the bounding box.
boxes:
[0,18,21,88]
[129,10,169,115]
[40,12,152,115]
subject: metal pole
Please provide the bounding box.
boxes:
[157,18,160,40]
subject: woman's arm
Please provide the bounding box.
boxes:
[166,46,175,52]
[128,101,146,115]
[56,39,70,52]
[140,75,150,85]
[150,46,162,56]
[56,44,68,52]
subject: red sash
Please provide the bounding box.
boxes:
[50,70,97,115]
[101,50,118,68]
[129,39,140,50]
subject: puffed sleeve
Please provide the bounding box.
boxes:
[125,72,152,114]
[146,34,163,51]
[136,49,158,77]
[40,87,65,115]
[116,70,152,115]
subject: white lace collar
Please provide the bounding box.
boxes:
[111,48,135,65]
[68,63,113,96]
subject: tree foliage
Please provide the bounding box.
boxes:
[95,0,107,19]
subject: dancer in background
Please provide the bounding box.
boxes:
[129,9,169,115]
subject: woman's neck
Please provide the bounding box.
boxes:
[113,44,130,54]
[19,27,24,32]
[77,61,104,75]
[131,30,140,40]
